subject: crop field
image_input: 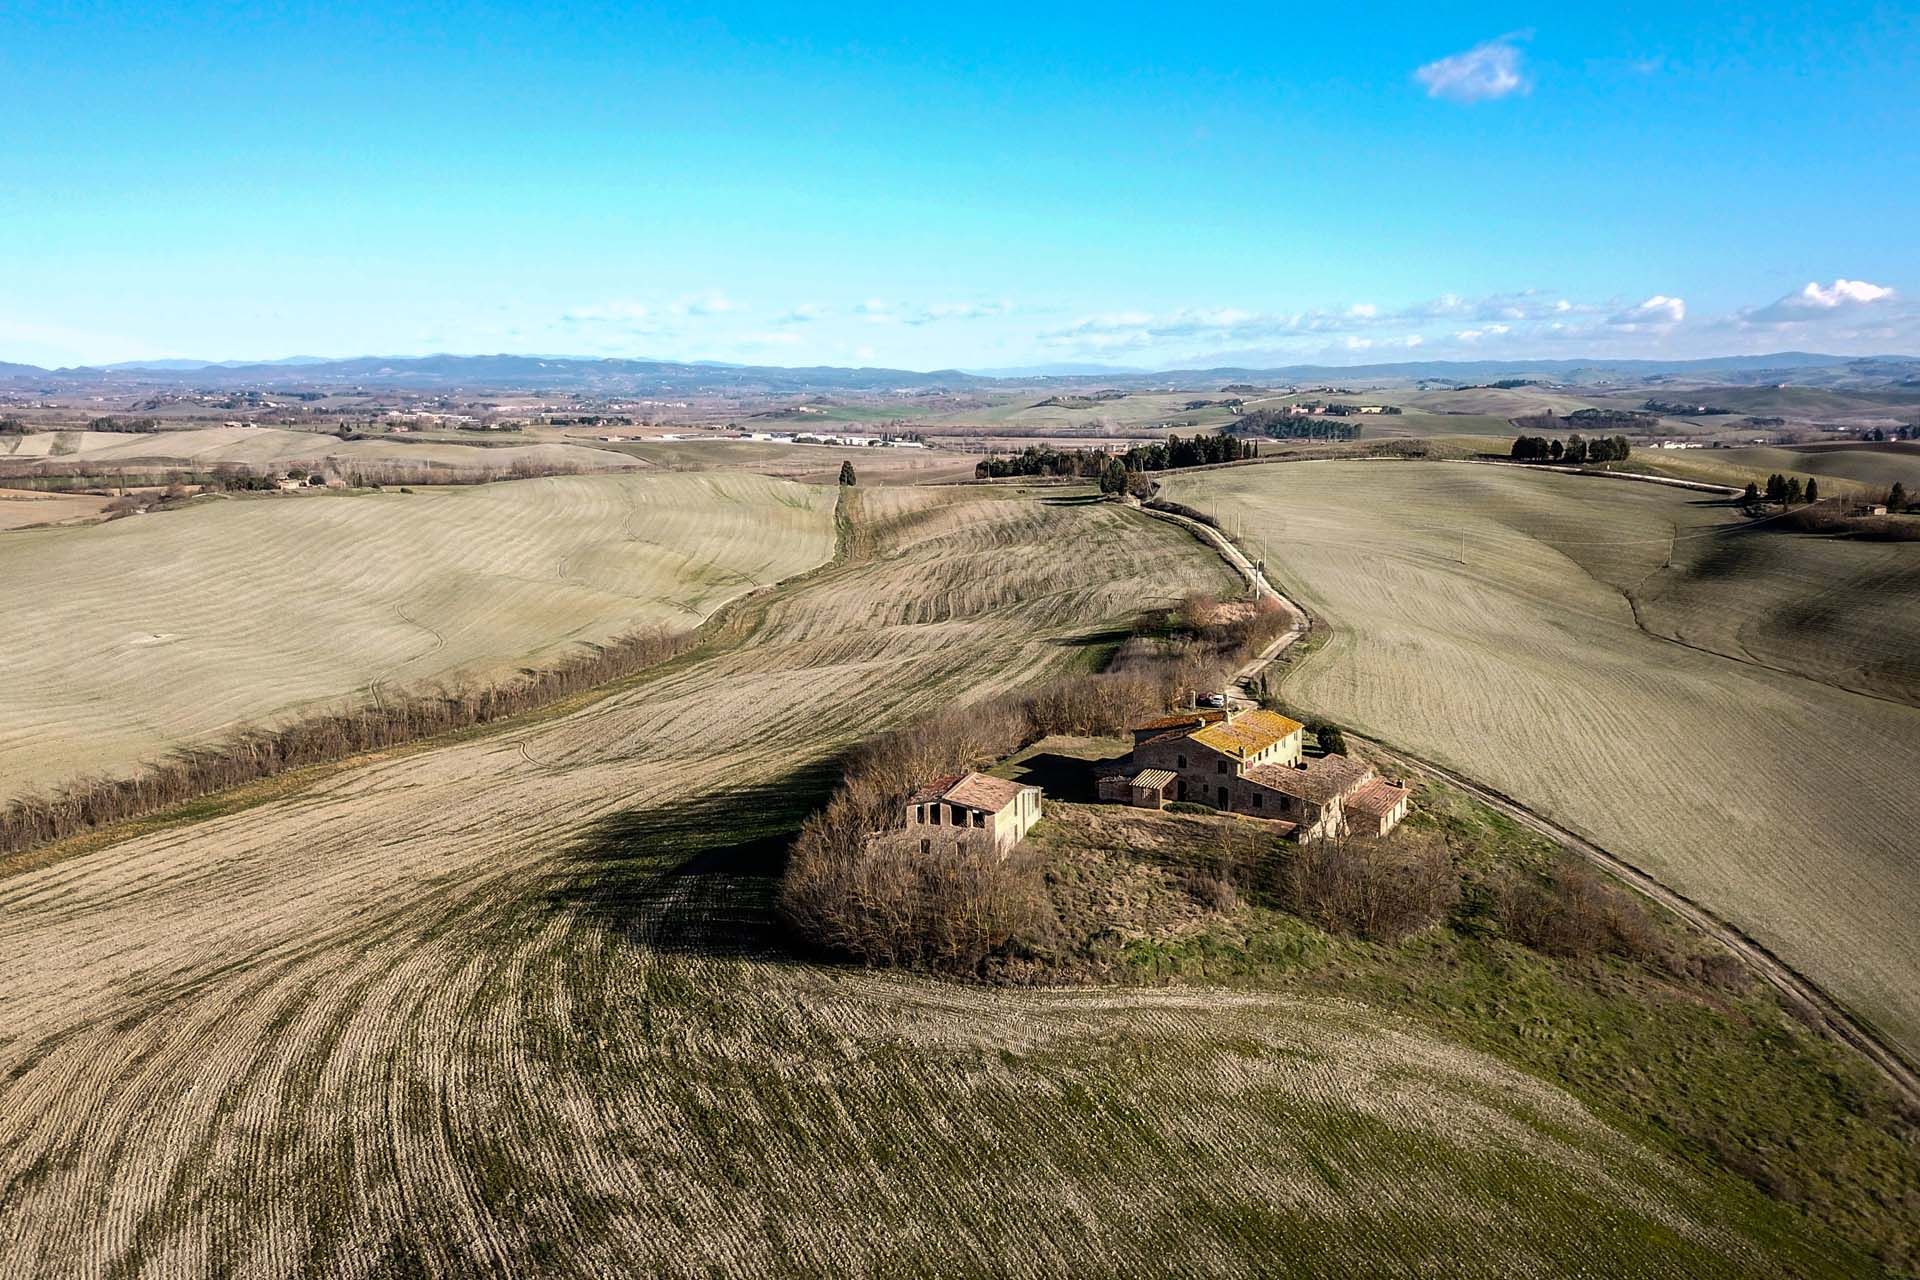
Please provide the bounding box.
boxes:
[598,436,979,484]
[0,425,643,478]
[918,390,1253,435]
[1635,441,1920,495]
[0,472,836,800]
[1164,461,1920,1058]
[0,486,114,528]
[0,487,1849,1278]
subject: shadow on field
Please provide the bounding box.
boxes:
[548,757,847,961]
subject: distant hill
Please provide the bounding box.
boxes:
[2,351,1915,394]
[1,354,996,394]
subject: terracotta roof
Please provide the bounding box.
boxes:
[1129,768,1176,791]
[910,770,1034,813]
[1189,709,1304,759]
[1132,709,1227,734]
[1244,753,1375,804]
[907,772,967,805]
[1346,777,1410,817]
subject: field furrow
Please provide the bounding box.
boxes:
[0,486,1851,1277]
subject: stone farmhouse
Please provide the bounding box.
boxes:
[1099,707,1410,840]
[904,771,1043,855]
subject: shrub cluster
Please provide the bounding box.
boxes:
[780,597,1286,974]
[1286,836,1458,943]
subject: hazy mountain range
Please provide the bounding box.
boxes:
[2,351,1917,394]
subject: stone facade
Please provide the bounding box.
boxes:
[904,771,1043,854]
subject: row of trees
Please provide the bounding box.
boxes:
[974,432,1256,483]
[1861,425,1918,441]
[1746,473,1821,505]
[1237,408,1363,441]
[0,624,710,859]
[1508,433,1633,465]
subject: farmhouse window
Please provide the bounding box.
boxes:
[1251,794,1262,809]
[1177,754,1187,769]
[1216,760,1228,774]
[921,838,931,854]
[972,811,984,828]
[931,805,941,826]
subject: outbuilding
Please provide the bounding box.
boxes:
[905,771,1043,854]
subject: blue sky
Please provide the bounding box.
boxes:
[2,1,1916,369]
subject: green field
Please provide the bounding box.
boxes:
[1164,461,1920,1060]
[0,471,837,799]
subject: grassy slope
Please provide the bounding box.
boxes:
[0,471,837,798]
[1163,462,1920,1061]
[1018,787,1918,1274]
[1634,442,1920,495]
[0,488,1851,1278]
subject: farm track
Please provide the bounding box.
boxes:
[1168,468,1920,1106]
[0,486,1827,1278]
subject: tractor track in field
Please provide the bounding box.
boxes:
[1153,498,1920,1109]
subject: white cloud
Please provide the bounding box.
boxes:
[563,300,652,324]
[1347,303,1378,318]
[1415,35,1530,103]
[671,291,738,317]
[1747,278,1895,324]
[905,300,1012,325]
[1609,295,1686,329]
[774,303,831,325]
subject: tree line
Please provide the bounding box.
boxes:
[1237,408,1363,441]
[0,621,713,860]
[1745,473,1822,506]
[975,432,1257,483]
[1508,433,1632,465]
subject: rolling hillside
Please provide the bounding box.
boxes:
[0,488,1867,1277]
[0,472,836,800]
[1164,462,1920,1059]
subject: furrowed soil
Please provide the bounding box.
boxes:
[0,471,836,800]
[1164,461,1920,1062]
[0,487,1855,1278]
[0,425,645,477]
